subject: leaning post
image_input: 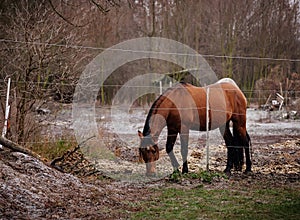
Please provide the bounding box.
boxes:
[1,78,11,149]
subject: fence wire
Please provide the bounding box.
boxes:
[1,38,300,62]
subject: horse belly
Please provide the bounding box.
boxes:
[188,118,225,131]
[188,112,208,131]
[189,123,205,131]
[209,88,230,130]
[210,110,228,130]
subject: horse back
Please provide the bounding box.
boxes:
[215,82,247,114]
[186,81,247,130]
[149,80,247,133]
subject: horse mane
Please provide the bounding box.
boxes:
[143,83,186,136]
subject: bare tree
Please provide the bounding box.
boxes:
[1,0,299,143]
[0,0,90,143]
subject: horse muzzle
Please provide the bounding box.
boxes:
[146,162,156,176]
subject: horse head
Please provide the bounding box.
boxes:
[138,130,159,176]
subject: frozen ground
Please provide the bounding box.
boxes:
[41,104,300,181]
[1,106,299,219]
[97,107,300,147]
[44,104,300,147]
[78,107,300,181]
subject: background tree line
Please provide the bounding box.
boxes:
[0,0,300,143]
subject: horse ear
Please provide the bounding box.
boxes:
[138,130,143,139]
[149,145,156,152]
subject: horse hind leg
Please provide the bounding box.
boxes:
[219,121,234,174]
[232,129,244,171]
[233,125,252,173]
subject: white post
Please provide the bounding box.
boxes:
[1,78,11,149]
[169,81,172,88]
[159,81,162,95]
[206,87,210,171]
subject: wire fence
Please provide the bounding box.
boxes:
[1,37,300,105]
[1,38,300,62]
[1,38,300,147]
[0,82,299,96]
[0,83,299,106]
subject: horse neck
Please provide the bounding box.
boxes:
[151,114,167,143]
[144,110,167,143]
[144,90,174,142]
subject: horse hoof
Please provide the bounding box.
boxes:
[244,170,252,175]
[225,171,231,178]
[173,168,180,174]
[169,169,180,178]
[223,169,231,177]
[182,168,188,174]
[234,165,243,172]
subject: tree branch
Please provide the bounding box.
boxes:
[47,0,84,27]
[0,136,41,159]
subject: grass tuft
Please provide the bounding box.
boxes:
[29,138,76,161]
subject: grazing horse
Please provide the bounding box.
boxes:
[138,78,252,176]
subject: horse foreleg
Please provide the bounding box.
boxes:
[180,130,189,174]
[166,131,180,172]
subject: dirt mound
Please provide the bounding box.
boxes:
[0,149,140,219]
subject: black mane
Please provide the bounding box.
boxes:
[142,95,162,136]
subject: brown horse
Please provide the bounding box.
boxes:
[138,78,252,176]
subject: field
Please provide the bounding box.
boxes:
[2,1,300,219]
[1,107,300,219]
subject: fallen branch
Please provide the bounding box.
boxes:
[0,136,41,159]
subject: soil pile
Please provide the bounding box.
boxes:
[0,149,143,219]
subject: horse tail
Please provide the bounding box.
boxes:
[246,130,252,160]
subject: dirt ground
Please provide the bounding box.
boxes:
[1,137,299,219]
[0,107,300,219]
